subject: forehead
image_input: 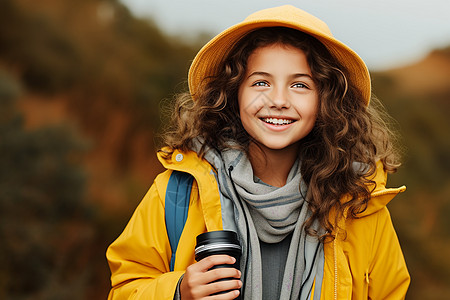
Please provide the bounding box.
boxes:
[246,43,311,74]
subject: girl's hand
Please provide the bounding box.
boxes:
[180,255,242,300]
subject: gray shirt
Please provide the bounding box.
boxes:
[260,232,292,299]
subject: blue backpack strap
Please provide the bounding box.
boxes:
[165,170,194,271]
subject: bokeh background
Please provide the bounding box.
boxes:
[1,0,449,299]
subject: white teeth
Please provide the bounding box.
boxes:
[262,118,294,125]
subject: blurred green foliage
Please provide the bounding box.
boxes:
[0,0,198,160]
[0,71,93,298]
[0,0,449,299]
[0,0,82,93]
[0,0,204,298]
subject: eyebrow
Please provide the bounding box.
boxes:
[247,71,313,80]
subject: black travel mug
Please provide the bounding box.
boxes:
[195,230,242,299]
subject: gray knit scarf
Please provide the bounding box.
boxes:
[196,143,324,300]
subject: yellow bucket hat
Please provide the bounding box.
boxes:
[188,5,371,105]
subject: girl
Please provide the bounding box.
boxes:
[107,5,410,300]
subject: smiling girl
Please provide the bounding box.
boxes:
[238,43,319,188]
[107,5,410,300]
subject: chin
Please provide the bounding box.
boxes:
[258,140,298,152]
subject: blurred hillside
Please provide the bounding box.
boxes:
[0,0,449,299]
[0,0,199,298]
[372,47,450,299]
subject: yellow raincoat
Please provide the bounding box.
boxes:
[107,149,410,299]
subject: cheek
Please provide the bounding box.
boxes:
[239,102,254,128]
[239,89,269,118]
[305,96,320,119]
[238,88,255,116]
[295,98,319,128]
[237,88,250,126]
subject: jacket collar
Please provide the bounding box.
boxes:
[354,160,406,217]
[158,148,406,225]
[158,148,223,231]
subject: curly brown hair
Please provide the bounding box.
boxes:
[160,27,401,238]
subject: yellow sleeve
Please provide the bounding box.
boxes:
[106,180,183,300]
[368,207,410,299]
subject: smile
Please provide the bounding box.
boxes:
[261,117,295,125]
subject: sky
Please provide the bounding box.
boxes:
[119,0,450,71]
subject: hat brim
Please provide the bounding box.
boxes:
[188,11,371,105]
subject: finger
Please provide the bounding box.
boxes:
[206,280,242,299]
[181,256,240,299]
[206,268,241,283]
[181,259,239,293]
[180,276,241,299]
[195,255,236,272]
[208,290,241,300]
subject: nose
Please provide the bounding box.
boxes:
[268,87,290,109]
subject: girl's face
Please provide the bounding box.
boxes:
[238,43,319,153]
